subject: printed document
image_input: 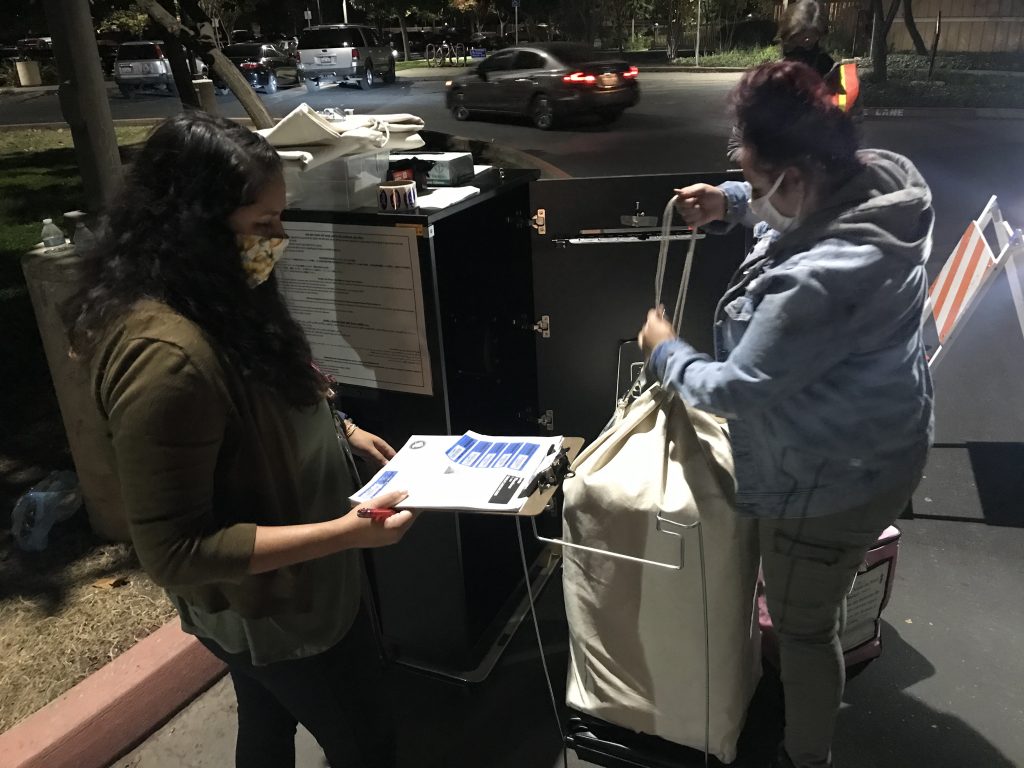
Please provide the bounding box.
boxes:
[350,431,565,513]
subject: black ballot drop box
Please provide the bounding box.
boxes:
[279,167,749,681]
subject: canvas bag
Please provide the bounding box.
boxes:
[561,199,762,764]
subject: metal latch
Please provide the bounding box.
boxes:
[620,201,658,228]
[537,409,554,431]
[532,315,551,338]
[531,208,547,235]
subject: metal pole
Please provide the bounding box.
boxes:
[316,0,323,25]
[695,0,701,67]
[515,6,519,45]
[42,0,122,209]
[342,0,348,24]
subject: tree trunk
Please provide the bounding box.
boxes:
[138,0,274,129]
[43,0,123,209]
[398,14,410,64]
[163,38,201,108]
[870,0,888,82]
[903,0,928,55]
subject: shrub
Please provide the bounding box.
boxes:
[674,45,778,68]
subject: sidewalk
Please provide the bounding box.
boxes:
[0,83,119,97]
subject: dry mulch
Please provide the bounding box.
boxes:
[0,511,174,734]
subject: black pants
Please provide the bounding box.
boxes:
[199,609,396,768]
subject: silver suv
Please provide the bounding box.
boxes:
[114,41,175,97]
[114,40,208,98]
[296,25,396,90]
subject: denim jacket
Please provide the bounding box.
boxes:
[649,150,935,518]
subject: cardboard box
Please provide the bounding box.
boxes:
[390,151,475,187]
[287,151,390,211]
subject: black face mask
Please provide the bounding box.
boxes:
[782,43,821,68]
[783,42,821,56]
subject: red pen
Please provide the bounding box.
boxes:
[357,508,398,521]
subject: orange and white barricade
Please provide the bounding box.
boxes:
[925,195,1024,369]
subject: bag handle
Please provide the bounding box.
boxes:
[654,194,699,333]
[621,195,700,406]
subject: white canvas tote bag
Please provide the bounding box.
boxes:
[561,199,761,764]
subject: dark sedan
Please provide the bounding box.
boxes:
[445,43,640,130]
[213,43,300,94]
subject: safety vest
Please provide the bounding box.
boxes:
[831,60,860,112]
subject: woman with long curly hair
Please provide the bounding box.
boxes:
[65,111,414,768]
[640,61,933,768]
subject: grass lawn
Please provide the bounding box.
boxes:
[0,125,174,736]
[396,59,474,71]
[0,126,150,517]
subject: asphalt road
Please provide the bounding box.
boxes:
[3,71,1021,259]
[5,71,1024,768]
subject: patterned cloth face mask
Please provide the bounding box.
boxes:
[238,234,289,287]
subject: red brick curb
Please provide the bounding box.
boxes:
[0,620,226,768]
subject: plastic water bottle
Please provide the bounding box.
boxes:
[41,218,66,249]
[11,470,82,551]
[64,210,97,252]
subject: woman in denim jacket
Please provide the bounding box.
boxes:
[639,62,934,768]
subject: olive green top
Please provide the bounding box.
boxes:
[92,300,358,621]
[171,400,362,665]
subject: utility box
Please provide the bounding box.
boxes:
[278,166,749,680]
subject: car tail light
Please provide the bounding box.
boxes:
[562,71,596,85]
[154,44,164,59]
[241,62,260,69]
[623,66,639,79]
[352,48,360,60]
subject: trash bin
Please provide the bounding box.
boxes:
[21,246,128,541]
[16,60,42,87]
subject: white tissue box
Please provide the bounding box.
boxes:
[289,151,390,211]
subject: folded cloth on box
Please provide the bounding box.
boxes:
[259,104,425,173]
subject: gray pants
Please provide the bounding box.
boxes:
[760,482,914,768]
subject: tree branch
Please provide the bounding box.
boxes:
[135,0,274,129]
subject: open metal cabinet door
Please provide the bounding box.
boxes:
[528,172,750,444]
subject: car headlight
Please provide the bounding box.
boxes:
[445,80,453,87]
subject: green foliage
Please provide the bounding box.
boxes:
[0,61,18,89]
[862,75,1024,109]
[673,45,776,67]
[97,4,150,38]
[625,34,649,51]
[884,52,1024,73]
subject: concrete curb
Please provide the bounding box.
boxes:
[644,65,748,73]
[0,620,226,768]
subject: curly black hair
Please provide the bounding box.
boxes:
[64,112,325,408]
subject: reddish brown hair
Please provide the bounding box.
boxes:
[730,60,860,182]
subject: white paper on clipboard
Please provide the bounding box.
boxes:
[277,221,434,395]
[351,431,565,513]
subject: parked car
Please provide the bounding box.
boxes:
[114,40,208,97]
[445,43,640,130]
[114,40,175,97]
[212,43,300,95]
[295,24,396,90]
